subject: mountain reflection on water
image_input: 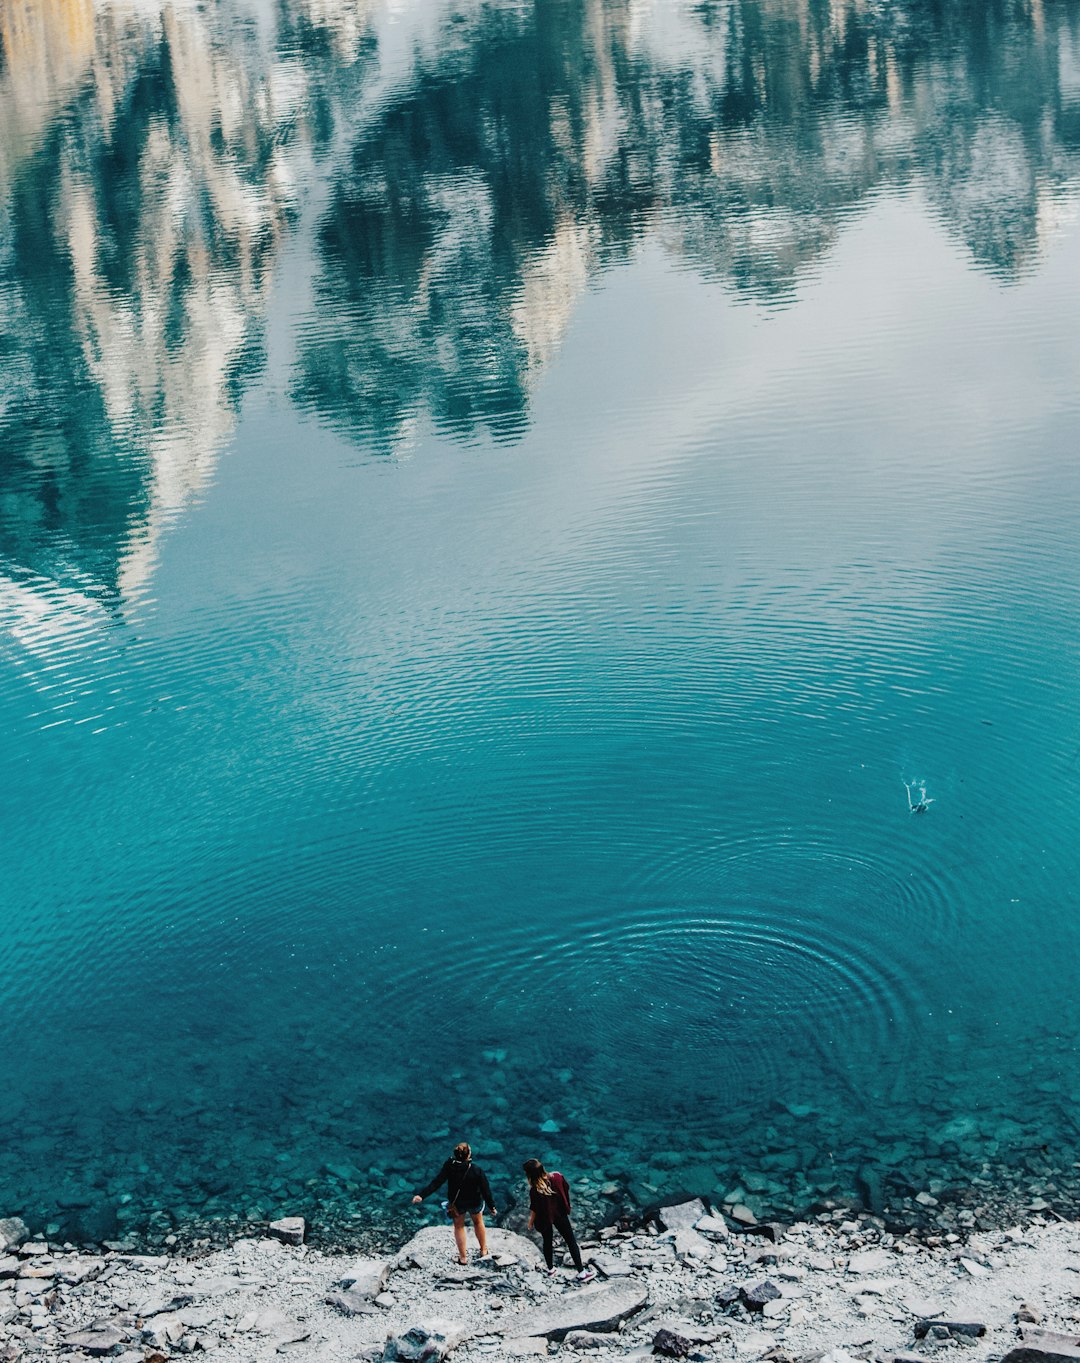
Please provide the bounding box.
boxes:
[2,0,1080,595]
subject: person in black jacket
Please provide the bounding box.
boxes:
[412,1142,497,1264]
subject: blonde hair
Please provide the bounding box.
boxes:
[452,1142,472,1163]
[523,1158,553,1196]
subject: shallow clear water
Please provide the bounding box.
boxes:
[3,0,1080,1248]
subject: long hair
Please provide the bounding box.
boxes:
[452,1142,472,1164]
[523,1158,553,1196]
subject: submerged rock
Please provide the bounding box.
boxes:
[0,1219,27,1253]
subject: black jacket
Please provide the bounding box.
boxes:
[418,1158,494,1210]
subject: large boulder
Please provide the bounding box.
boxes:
[500,1281,648,1340]
[0,1220,27,1253]
[397,1227,543,1272]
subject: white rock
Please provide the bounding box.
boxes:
[674,1228,712,1259]
[847,1248,893,1274]
[658,1199,708,1231]
[695,1215,730,1239]
[336,1257,390,1298]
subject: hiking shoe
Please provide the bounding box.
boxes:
[576,1267,596,1282]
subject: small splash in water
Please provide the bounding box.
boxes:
[905,780,934,814]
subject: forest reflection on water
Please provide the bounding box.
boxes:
[3,0,1080,1249]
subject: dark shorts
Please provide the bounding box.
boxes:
[446,1201,485,1218]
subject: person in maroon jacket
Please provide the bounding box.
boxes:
[523,1158,596,1280]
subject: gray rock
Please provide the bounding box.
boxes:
[337,1258,391,1298]
[0,1258,18,1278]
[673,1229,712,1260]
[142,1313,186,1349]
[729,1204,757,1226]
[653,1328,692,1358]
[694,1216,729,1239]
[1002,1349,1080,1363]
[503,1341,547,1357]
[177,1307,218,1330]
[913,1320,986,1340]
[56,1256,105,1285]
[268,1217,305,1246]
[591,1253,634,1278]
[741,1280,782,1311]
[501,1282,648,1340]
[847,1249,893,1275]
[564,1329,617,1349]
[383,1319,472,1361]
[657,1200,709,1232]
[1020,1331,1080,1351]
[326,1289,377,1317]
[0,1220,27,1253]
[66,1324,129,1355]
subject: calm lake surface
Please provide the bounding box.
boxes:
[3,0,1080,1247]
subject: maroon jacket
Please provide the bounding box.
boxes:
[529,1171,572,1229]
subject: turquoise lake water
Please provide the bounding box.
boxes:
[3,0,1080,1248]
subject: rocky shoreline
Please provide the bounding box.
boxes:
[7,1195,1080,1363]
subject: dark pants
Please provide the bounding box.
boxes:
[540,1212,582,1270]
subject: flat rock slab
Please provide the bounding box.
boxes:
[1003,1349,1080,1363]
[1021,1331,1080,1351]
[326,1289,377,1317]
[397,1227,543,1273]
[591,1253,634,1278]
[848,1249,894,1275]
[67,1325,129,1354]
[500,1281,648,1340]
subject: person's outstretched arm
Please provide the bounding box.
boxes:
[412,1159,451,1202]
